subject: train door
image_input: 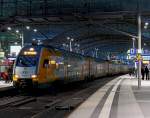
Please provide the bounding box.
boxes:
[43,59,50,80]
[38,48,53,84]
[82,58,89,80]
[89,58,94,80]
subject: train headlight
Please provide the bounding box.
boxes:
[31,75,37,81]
[31,75,37,78]
[13,74,19,81]
[15,74,19,78]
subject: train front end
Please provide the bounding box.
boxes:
[13,46,40,89]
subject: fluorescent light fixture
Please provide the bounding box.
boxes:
[16,30,19,33]
[26,26,30,30]
[67,37,70,40]
[71,38,74,41]
[137,49,142,54]
[14,42,18,45]
[145,22,149,26]
[144,25,148,29]
[33,29,37,32]
[132,37,135,41]
[67,64,71,67]
[7,27,12,31]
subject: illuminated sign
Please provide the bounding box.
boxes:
[143,60,149,64]
[67,64,71,67]
[24,51,37,55]
[130,48,136,55]
[142,56,150,61]
[29,48,34,51]
[0,52,4,58]
[10,46,21,56]
[49,60,56,65]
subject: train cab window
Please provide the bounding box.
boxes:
[16,55,37,67]
[43,59,49,68]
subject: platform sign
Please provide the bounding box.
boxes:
[142,55,150,61]
[0,52,4,58]
[10,45,21,56]
[136,54,142,61]
[130,48,136,55]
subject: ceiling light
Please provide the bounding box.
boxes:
[144,25,148,29]
[132,38,135,41]
[14,42,18,45]
[26,26,30,30]
[16,30,19,33]
[7,27,12,31]
[71,38,74,41]
[145,22,149,26]
[33,29,37,32]
[67,37,70,40]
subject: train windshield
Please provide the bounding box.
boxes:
[15,46,41,67]
[16,55,38,67]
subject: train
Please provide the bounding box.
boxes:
[13,45,129,89]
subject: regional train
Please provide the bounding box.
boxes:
[13,45,129,89]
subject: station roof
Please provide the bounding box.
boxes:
[0,0,150,58]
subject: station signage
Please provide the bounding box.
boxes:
[130,48,136,55]
[10,45,21,56]
[129,49,150,56]
[136,54,142,61]
[0,52,4,58]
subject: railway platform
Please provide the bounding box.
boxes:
[0,80,12,88]
[68,75,150,118]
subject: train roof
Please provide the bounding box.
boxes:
[22,44,126,64]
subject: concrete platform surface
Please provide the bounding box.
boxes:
[68,75,150,118]
[0,80,12,88]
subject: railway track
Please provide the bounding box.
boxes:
[32,76,117,118]
[0,76,119,118]
[0,95,36,110]
[0,87,18,98]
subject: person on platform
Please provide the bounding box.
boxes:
[1,70,8,83]
[141,67,145,80]
[145,66,149,80]
[7,65,13,82]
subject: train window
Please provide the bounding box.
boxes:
[16,55,37,67]
[43,59,49,68]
